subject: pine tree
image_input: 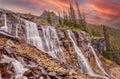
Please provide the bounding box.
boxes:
[47,10,52,24]
[76,2,82,26]
[63,11,68,26]
[58,12,62,26]
[103,25,111,51]
[82,12,87,26]
[69,3,77,27]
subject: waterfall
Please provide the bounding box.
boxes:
[24,20,64,62]
[0,14,8,32]
[3,55,28,78]
[25,20,44,51]
[42,26,65,62]
[68,30,106,78]
[15,24,19,37]
[0,75,2,79]
[90,46,110,78]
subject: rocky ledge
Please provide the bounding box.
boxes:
[0,35,98,79]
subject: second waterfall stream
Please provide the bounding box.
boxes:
[68,30,109,79]
[42,26,65,62]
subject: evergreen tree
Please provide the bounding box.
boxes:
[58,12,62,26]
[63,11,68,26]
[69,3,77,27]
[103,25,111,51]
[82,12,87,26]
[81,12,87,31]
[75,1,82,26]
[47,10,52,24]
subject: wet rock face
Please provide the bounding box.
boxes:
[92,38,105,54]
[0,46,45,79]
[57,30,66,40]
[0,15,4,26]
[0,39,85,79]
[0,13,27,42]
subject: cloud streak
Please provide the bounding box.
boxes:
[88,0,120,26]
[0,0,119,26]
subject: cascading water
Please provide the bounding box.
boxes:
[90,46,110,78]
[68,30,107,78]
[25,20,44,51]
[3,55,28,78]
[42,26,65,62]
[15,24,19,37]
[24,19,64,62]
[0,14,8,32]
[0,75,2,79]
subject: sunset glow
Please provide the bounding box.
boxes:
[0,0,119,26]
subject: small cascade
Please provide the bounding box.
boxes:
[90,46,110,78]
[42,26,65,62]
[25,20,44,51]
[0,14,8,32]
[68,30,106,78]
[15,24,19,37]
[3,55,28,78]
[0,75,2,79]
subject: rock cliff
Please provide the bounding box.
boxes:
[0,9,119,79]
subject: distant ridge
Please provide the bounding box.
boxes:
[40,10,59,24]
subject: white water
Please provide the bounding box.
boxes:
[68,30,106,78]
[3,55,28,78]
[90,46,110,78]
[15,24,19,37]
[42,26,65,62]
[25,20,44,51]
[0,14,8,32]
[0,75,2,79]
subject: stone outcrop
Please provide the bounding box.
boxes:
[0,36,95,79]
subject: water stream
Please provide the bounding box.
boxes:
[0,14,8,32]
[90,46,110,78]
[3,55,28,78]
[68,30,107,78]
[25,20,44,51]
[42,26,65,62]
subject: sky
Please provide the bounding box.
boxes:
[0,0,120,27]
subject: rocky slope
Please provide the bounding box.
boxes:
[0,9,120,79]
[40,10,59,24]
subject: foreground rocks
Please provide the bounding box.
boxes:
[0,35,109,79]
[0,36,83,79]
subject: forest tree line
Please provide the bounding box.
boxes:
[47,2,87,30]
[46,2,113,53]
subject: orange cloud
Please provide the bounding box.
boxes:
[0,0,119,26]
[88,0,120,26]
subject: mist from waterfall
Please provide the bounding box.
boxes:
[42,26,65,62]
[68,30,107,78]
[0,14,8,32]
[3,55,28,78]
[25,20,44,51]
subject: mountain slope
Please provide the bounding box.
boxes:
[0,8,120,79]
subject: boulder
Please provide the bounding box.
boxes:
[57,30,66,39]
[56,72,68,77]
[6,40,16,47]
[23,70,34,79]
